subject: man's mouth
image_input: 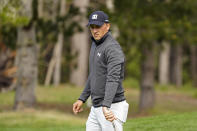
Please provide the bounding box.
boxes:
[94,34,99,37]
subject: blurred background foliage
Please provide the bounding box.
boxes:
[0,0,197,113]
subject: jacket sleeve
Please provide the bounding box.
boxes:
[102,43,125,108]
[78,75,91,103]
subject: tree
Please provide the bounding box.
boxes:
[70,0,89,86]
[167,0,197,87]
[169,44,182,87]
[36,0,81,85]
[113,0,197,111]
[190,45,197,87]
[139,43,156,111]
[113,0,166,111]
[0,0,38,110]
[159,41,170,85]
[44,0,65,86]
[14,0,38,110]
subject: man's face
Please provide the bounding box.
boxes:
[90,23,110,40]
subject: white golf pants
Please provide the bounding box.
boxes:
[86,100,129,131]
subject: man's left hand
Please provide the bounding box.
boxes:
[102,107,116,122]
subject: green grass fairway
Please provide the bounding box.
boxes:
[0,111,86,131]
[0,111,196,131]
[0,84,197,131]
[125,112,197,131]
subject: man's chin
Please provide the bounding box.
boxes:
[93,35,100,40]
[94,38,100,41]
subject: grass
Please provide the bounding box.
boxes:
[0,82,197,130]
[0,110,86,131]
[37,84,83,104]
[0,91,14,106]
[124,112,197,131]
[1,84,197,116]
[0,110,196,131]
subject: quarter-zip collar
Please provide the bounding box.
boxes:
[91,31,110,46]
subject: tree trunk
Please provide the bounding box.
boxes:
[106,0,119,39]
[39,0,58,21]
[14,0,38,110]
[170,45,182,87]
[106,0,114,12]
[159,41,170,85]
[41,0,58,86]
[53,0,66,86]
[14,27,38,110]
[43,0,65,86]
[44,44,56,86]
[45,34,64,86]
[38,0,43,18]
[190,45,197,87]
[53,33,63,86]
[70,0,89,86]
[139,44,156,112]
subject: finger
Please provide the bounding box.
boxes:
[105,113,114,118]
[104,111,113,117]
[107,115,115,121]
[74,108,79,114]
[73,104,79,114]
[76,104,81,111]
[105,112,114,118]
[105,113,113,117]
[73,107,77,114]
[73,104,77,113]
[107,117,115,122]
[78,108,83,112]
[73,109,77,114]
[106,115,114,120]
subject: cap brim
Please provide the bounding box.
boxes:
[87,21,104,27]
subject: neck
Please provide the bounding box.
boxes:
[91,31,109,45]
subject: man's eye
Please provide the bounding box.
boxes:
[90,26,101,29]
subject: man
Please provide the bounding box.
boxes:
[73,11,129,131]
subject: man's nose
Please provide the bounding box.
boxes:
[92,28,98,33]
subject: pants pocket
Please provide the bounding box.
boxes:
[111,101,129,123]
[121,101,129,122]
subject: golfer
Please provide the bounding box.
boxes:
[73,11,129,131]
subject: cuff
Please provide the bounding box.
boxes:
[102,100,112,108]
[78,98,86,103]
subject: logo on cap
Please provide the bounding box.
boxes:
[92,14,98,20]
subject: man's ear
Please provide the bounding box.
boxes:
[106,23,110,30]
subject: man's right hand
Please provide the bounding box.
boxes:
[73,100,83,114]
[102,107,116,122]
